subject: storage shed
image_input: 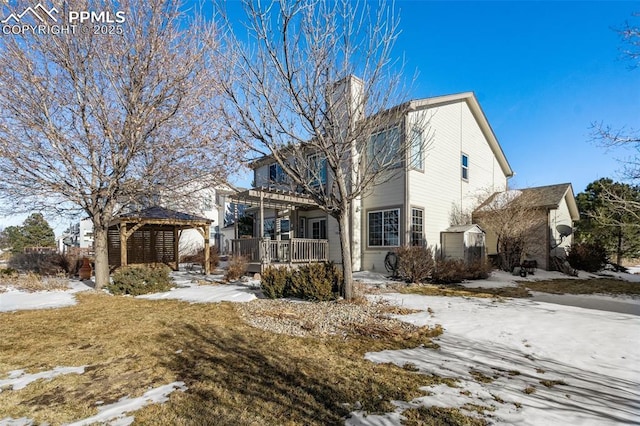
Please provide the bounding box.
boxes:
[440,224,486,263]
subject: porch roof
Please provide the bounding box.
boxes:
[231,187,319,209]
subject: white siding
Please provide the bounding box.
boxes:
[549,193,574,257]
[406,102,508,254]
[361,174,405,272]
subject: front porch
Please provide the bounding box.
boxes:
[230,187,329,273]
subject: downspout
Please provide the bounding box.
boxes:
[404,114,410,247]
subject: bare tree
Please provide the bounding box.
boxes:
[473,190,547,272]
[591,13,640,174]
[219,0,426,299]
[0,0,243,288]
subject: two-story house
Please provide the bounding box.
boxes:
[230,76,514,273]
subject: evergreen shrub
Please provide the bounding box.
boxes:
[107,264,173,296]
[567,242,608,272]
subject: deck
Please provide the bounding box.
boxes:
[231,237,329,273]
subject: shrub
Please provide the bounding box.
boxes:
[465,259,493,280]
[431,258,467,284]
[289,263,334,301]
[181,246,220,270]
[567,242,608,272]
[0,267,18,278]
[107,264,173,296]
[224,255,248,281]
[395,245,435,283]
[8,251,64,275]
[260,262,344,301]
[261,266,289,299]
[431,258,493,284]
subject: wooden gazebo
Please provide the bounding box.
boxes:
[108,206,212,274]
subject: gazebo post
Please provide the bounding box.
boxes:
[204,224,210,275]
[173,226,179,271]
[120,223,128,267]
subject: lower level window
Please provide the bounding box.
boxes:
[411,208,424,245]
[368,209,400,247]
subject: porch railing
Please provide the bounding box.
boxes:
[231,238,328,264]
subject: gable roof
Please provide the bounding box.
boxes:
[247,91,514,178]
[444,224,484,233]
[408,92,513,178]
[475,183,579,220]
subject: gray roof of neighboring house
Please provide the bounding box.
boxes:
[474,183,579,220]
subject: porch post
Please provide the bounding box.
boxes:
[275,209,280,241]
[173,226,179,270]
[259,191,264,238]
[234,203,238,239]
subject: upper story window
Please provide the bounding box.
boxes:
[409,127,423,171]
[368,127,401,171]
[307,153,327,186]
[461,153,469,181]
[269,163,288,184]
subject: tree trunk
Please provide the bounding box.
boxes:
[93,224,110,290]
[337,210,354,300]
[617,229,623,267]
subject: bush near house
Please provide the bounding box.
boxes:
[107,264,173,296]
[567,242,608,273]
[224,255,248,281]
[261,262,344,301]
[431,258,492,284]
[395,245,435,283]
[181,247,220,271]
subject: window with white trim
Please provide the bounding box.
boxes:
[409,127,423,170]
[307,153,327,186]
[269,163,288,184]
[410,208,424,246]
[367,127,401,171]
[461,153,469,181]
[368,208,400,247]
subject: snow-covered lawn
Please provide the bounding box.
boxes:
[349,292,640,425]
[1,268,639,424]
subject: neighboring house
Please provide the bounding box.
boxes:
[168,183,244,256]
[473,183,579,270]
[230,76,514,273]
[62,218,94,249]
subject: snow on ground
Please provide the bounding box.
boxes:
[0,366,86,392]
[349,293,640,425]
[0,381,186,426]
[137,271,258,304]
[66,382,187,426]
[3,267,640,424]
[0,281,93,313]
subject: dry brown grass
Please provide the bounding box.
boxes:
[521,278,640,296]
[0,293,472,425]
[402,405,488,426]
[399,278,640,299]
[398,284,530,299]
[0,272,69,292]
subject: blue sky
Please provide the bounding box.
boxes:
[390,1,639,192]
[2,0,638,234]
[222,0,639,193]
